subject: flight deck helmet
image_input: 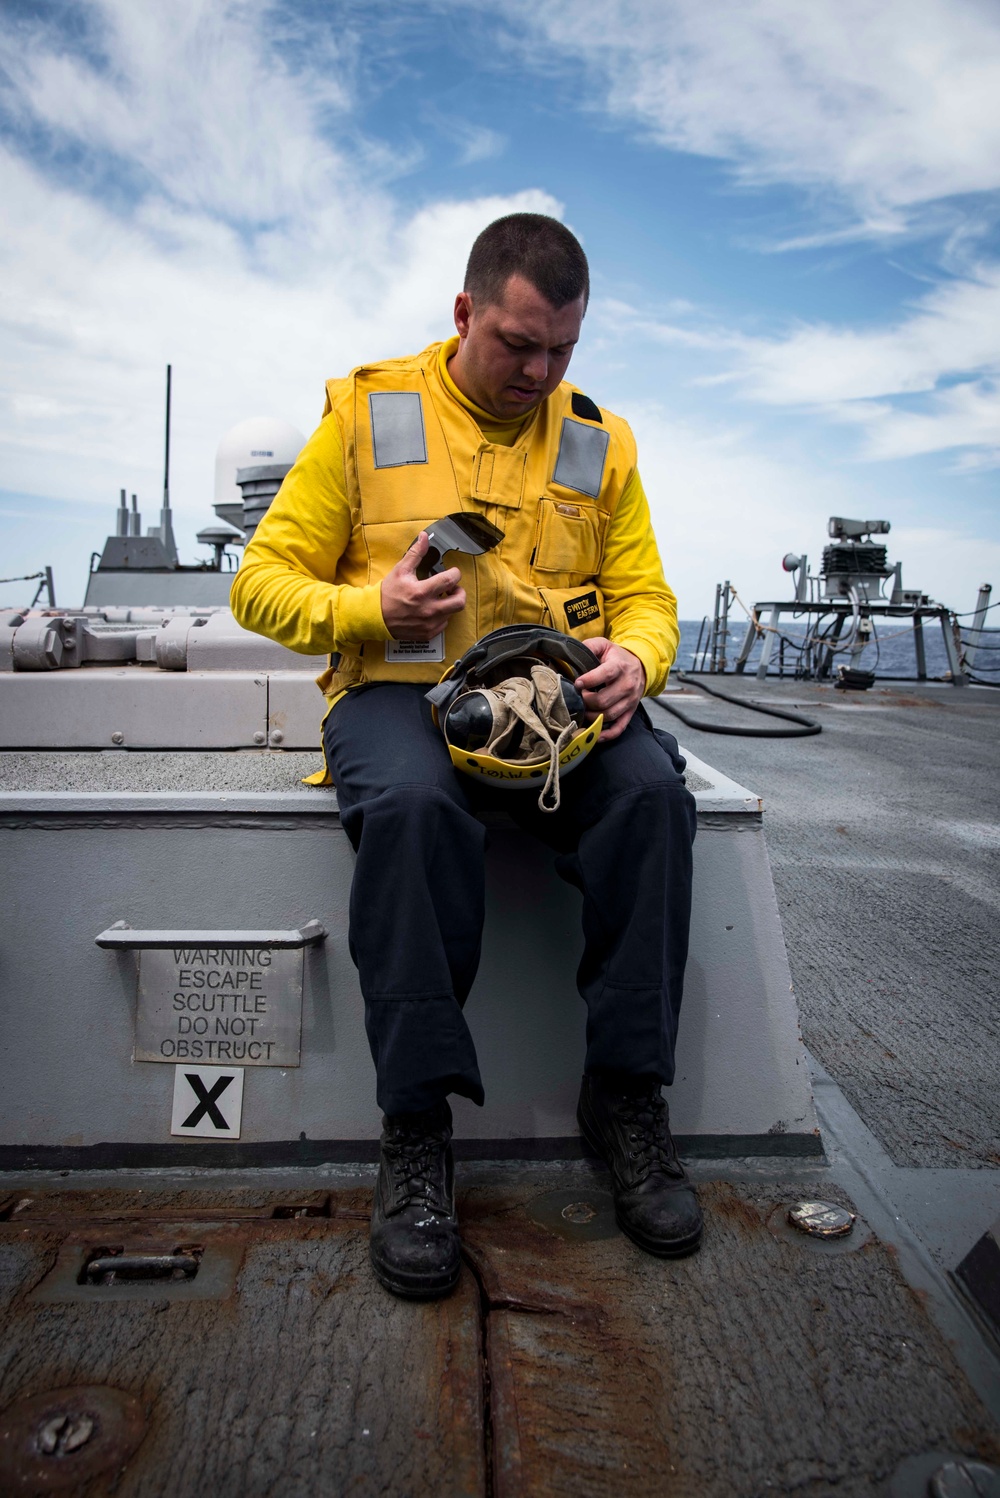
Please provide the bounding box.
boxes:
[425,625,603,806]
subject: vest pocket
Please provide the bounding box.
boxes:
[533,498,604,575]
[539,584,606,639]
[473,443,526,508]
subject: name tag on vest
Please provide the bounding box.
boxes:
[564,590,601,628]
[385,633,445,663]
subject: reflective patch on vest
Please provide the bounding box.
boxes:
[552,418,610,498]
[385,632,445,663]
[369,392,428,468]
[564,590,601,629]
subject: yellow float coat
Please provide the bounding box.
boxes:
[230,339,679,703]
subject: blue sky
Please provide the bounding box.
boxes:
[1,0,998,614]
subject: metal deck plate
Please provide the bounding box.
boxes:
[0,1174,996,1496]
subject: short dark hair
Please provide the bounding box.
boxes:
[464,214,589,311]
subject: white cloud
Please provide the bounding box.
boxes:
[0,503,95,526]
[621,404,997,616]
[593,298,730,355]
[0,0,354,225]
[889,526,1000,609]
[725,267,1000,463]
[621,403,844,615]
[421,106,506,166]
[833,382,1000,466]
[0,141,557,510]
[0,3,558,550]
[472,0,1000,465]
[731,268,1000,406]
[453,124,506,167]
[503,0,1000,223]
[598,266,1000,466]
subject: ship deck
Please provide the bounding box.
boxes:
[1,678,998,1495]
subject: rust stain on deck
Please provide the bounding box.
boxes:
[0,1180,996,1496]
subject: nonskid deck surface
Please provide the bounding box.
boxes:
[0,749,327,794]
[0,1148,997,1498]
[652,680,1000,1173]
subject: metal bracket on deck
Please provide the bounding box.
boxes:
[94,919,327,949]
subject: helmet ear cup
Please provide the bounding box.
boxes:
[560,678,586,724]
[445,692,525,755]
[444,691,495,751]
[447,676,586,750]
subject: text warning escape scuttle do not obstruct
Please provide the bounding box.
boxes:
[133,945,303,1067]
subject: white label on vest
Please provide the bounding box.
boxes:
[385,633,445,663]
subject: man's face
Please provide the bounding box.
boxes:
[450,273,585,421]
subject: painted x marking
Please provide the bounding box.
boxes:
[181,1073,233,1129]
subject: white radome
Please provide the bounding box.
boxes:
[214,417,306,509]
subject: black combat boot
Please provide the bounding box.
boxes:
[369,1099,461,1299]
[578,1074,703,1257]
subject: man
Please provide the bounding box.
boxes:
[231,214,701,1300]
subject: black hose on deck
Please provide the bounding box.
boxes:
[654,671,823,737]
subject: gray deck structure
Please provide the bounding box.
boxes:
[0,609,818,1158]
[0,743,815,1158]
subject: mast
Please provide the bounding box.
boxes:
[163,363,171,509]
[158,363,178,564]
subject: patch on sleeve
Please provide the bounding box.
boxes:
[564,590,601,629]
[571,391,603,423]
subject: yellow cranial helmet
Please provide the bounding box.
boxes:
[425,625,603,810]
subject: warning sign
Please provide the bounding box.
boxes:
[171,1064,244,1138]
[134,944,302,1067]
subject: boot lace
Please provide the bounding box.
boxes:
[383,1116,450,1212]
[616,1090,684,1181]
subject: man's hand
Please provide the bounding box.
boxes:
[381,532,467,641]
[576,638,646,742]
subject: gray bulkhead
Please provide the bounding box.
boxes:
[0,607,817,1161]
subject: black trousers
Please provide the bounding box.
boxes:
[324,684,697,1117]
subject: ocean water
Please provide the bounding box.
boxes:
[676,613,1000,683]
